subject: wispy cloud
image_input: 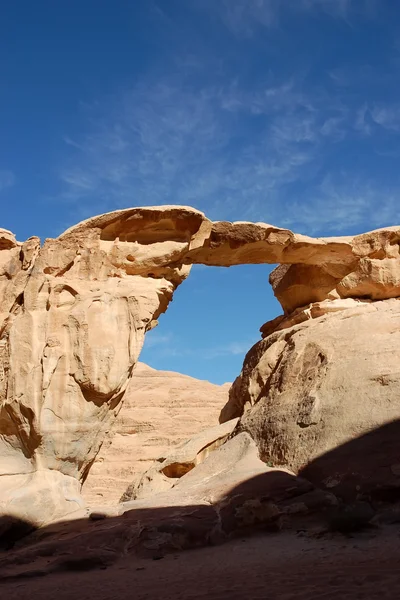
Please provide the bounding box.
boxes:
[205,0,374,36]
[60,83,224,211]
[354,104,372,135]
[320,116,346,140]
[59,73,354,224]
[281,175,399,234]
[204,341,254,359]
[299,0,374,20]
[142,331,188,358]
[59,70,400,232]
[142,331,174,349]
[0,170,15,192]
[214,0,279,36]
[57,0,398,236]
[142,329,253,361]
[370,104,400,132]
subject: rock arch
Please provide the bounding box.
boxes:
[0,206,399,524]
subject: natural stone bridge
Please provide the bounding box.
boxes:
[1,205,399,525]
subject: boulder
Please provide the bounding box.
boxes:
[0,228,18,250]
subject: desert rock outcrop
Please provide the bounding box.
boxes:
[121,417,238,502]
[0,207,207,525]
[1,205,400,527]
[227,298,400,500]
[0,433,336,573]
[82,363,230,505]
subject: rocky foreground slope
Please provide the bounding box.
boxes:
[1,205,400,554]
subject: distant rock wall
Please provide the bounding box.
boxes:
[82,362,229,506]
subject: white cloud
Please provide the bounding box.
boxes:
[58,15,399,237]
[60,83,228,212]
[60,72,353,224]
[219,79,304,114]
[271,115,317,145]
[298,0,352,18]
[204,0,374,36]
[320,116,346,140]
[301,0,377,20]
[281,175,400,234]
[216,0,279,36]
[142,328,254,361]
[354,104,372,135]
[0,170,15,192]
[61,171,96,190]
[204,341,254,358]
[143,331,173,349]
[371,104,400,132]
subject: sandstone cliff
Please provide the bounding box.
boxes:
[0,207,207,525]
[1,205,400,528]
[82,362,229,505]
[225,298,400,501]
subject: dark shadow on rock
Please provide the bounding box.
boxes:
[299,418,400,504]
[0,516,36,551]
[2,419,400,580]
[0,471,335,581]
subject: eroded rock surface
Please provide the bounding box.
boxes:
[121,417,238,502]
[0,207,207,525]
[227,298,400,501]
[82,363,230,505]
[1,205,400,528]
[0,433,337,575]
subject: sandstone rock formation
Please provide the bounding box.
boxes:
[121,417,239,503]
[82,363,230,505]
[0,433,337,574]
[0,207,207,526]
[1,204,400,528]
[225,298,400,501]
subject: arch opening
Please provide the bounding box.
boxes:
[140,263,281,385]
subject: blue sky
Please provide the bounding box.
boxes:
[1,0,400,383]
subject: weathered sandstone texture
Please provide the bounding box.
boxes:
[0,433,337,571]
[1,205,400,527]
[225,298,400,500]
[82,362,230,505]
[121,417,239,502]
[0,207,207,525]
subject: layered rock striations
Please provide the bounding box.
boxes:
[82,362,230,505]
[1,205,400,526]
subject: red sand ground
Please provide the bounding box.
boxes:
[2,529,400,600]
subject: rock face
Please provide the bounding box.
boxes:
[226,298,400,500]
[1,204,400,528]
[268,227,400,314]
[121,418,238,503]
[0,207,207,525]
[113,433,336,558]
[0,433,336,575]
[82,363,230,505]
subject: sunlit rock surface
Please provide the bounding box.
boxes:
[1,205,400,525]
